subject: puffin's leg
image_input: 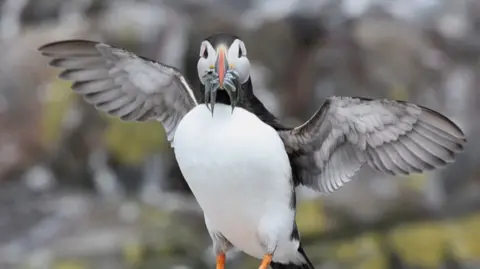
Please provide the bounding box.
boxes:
[216,253,226,269]
[205,216,232,269]
[258,254,273,269]
[256,218,280,269]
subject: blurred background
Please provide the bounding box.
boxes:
[0,0,479,268]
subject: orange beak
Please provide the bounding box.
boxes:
[215,46,228,88]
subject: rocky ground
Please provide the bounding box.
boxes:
[0,0,479,268]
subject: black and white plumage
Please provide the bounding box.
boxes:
[38,33,466,269]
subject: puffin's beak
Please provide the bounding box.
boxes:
[215,46,228,89]
[205,45,239,115]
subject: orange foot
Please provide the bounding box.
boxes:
[216,253,226,269]
[258,254,273,269]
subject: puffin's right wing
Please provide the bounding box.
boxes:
[39,40,198,143]
[278,96,467,193]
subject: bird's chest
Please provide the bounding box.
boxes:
[172,104,293,250]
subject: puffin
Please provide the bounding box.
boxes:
[38,33,467,269]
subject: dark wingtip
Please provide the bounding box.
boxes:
[38,39,100,54]
[393,98,468,143]
[426,108,467,143]
[37,42,54,52]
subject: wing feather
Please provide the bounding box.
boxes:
[279,96,467,193]
[39,39,198,143]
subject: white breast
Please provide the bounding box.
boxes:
[172,104,299,263]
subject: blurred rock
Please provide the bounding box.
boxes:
[0,0,478,268]
[23,164,56,192]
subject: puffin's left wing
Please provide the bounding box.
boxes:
[278,96,467,193]
[38,40,198,143]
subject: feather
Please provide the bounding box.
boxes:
[39,39,198,143]
[279,96,466,193]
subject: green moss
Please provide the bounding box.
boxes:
[323,233,385,269]
[138,204,172,228]
[123,242,145,265]
[103,116,167,165]
[316,215,480,267]
[117,25,140,44]
[41,75,167,166]
[296,199,327,236]
[53,260,88,269]
[446,215,480,260]
[359,256,387,269]
[356,233,387,269]
[40,78,75,148]
[401,173,428,191]
[333,239,359,261]
[390,86,409,101]
[389,221,447,268]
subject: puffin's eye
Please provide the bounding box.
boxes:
[238,46,242,58]
[203,48,208,58]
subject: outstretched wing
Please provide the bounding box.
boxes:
[38,40,198,143]
[278,96,467,193]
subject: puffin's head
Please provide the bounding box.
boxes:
[196,33,251,112]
